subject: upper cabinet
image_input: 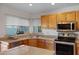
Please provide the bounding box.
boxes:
[41,15,49,28]
[76,11,79,30]
[57,13,66,22]
[41,14,57,29]
[41,11,78,29]
[66,11,76,22]
[48,14,57,29]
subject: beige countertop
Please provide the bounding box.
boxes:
[0,36,56,43]
[0,37,28,43]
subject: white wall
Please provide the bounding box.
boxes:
[42,29,58,36]
[30,5,79,18]
[47,5,79,14]
[29,18,41,33]
[6,16,30,26]
[0,5,30,36]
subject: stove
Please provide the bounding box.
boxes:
[55,36,76,43]
[55,32,76,55]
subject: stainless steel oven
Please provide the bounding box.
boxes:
[55,41,76,55]
[55,33,76,55]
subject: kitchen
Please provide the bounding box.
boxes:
[0,3,79,55]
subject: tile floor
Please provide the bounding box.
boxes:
[0,45,55,55]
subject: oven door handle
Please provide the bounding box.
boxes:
[55,41,75,45]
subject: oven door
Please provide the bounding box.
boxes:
[55,41,75,55]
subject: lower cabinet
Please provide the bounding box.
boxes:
[22,39,29,45]
[7,39,54,51]
[28,39,37,47]
[8,41,23,49]
[46,40,54,50]
[76,43,79,55]
[37,39,46,49]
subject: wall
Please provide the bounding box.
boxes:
[29,18,41,33]
[0,5,30,36]
[47,5,79,14]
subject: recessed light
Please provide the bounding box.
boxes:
[51,3,55,5]
[29,4,32,6]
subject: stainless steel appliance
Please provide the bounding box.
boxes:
[57,22,76,32]
[55,32,76,55]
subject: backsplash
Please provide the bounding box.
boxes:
[42,29,58,36]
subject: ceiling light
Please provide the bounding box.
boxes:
[29,4,32,6]
[51,3,55,5]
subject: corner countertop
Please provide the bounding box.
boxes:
[0,35,56,43]
[0,37,28,43]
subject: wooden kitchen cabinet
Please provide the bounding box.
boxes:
[48,14,57,29]
[41,15,49,28]
[22,39,29,45]
[45,40,54,50]
[66,11,76,22]
[28,39,37,47]
[37,39,46,49]
[76,11,79,30]
[8,41,23,49]
[57,13,66,22]
[76,43,79,55]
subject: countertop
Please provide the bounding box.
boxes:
[0,35,56,43]
[0,38,27,43]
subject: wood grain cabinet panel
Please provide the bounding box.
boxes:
[48,14,57,29]
[37,39,46,49]
[8,41,22,49]
[76,43,79,55]
[28,39,37,47]
[23,39,29,45]
[45,40,54,50]
[57,13,66,22]
[76,11,79,30]
[41,15,49,28]
[66,11,76,22]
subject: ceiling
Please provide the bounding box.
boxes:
[1,3,79,15]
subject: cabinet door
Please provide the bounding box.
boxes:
[41,15,49,28]
[48,14,57,29]
[76,11,79,30]
[76,43,79,55]
[57,13,66,22]
[28,39,37,47]
[66,11,76,22]
[37,39,46,49]
[45,40,54,50]
[77,47,79,55]
[23,39,29,45]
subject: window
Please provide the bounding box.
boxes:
[16,26,29,34]
[5,25,17,36]
[5,16,30,36]
[33,26,41,33]
[31,19,41,33]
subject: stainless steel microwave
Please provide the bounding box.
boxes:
[57,22,76,31]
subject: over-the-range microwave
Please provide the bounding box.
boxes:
[57,22,76,32]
